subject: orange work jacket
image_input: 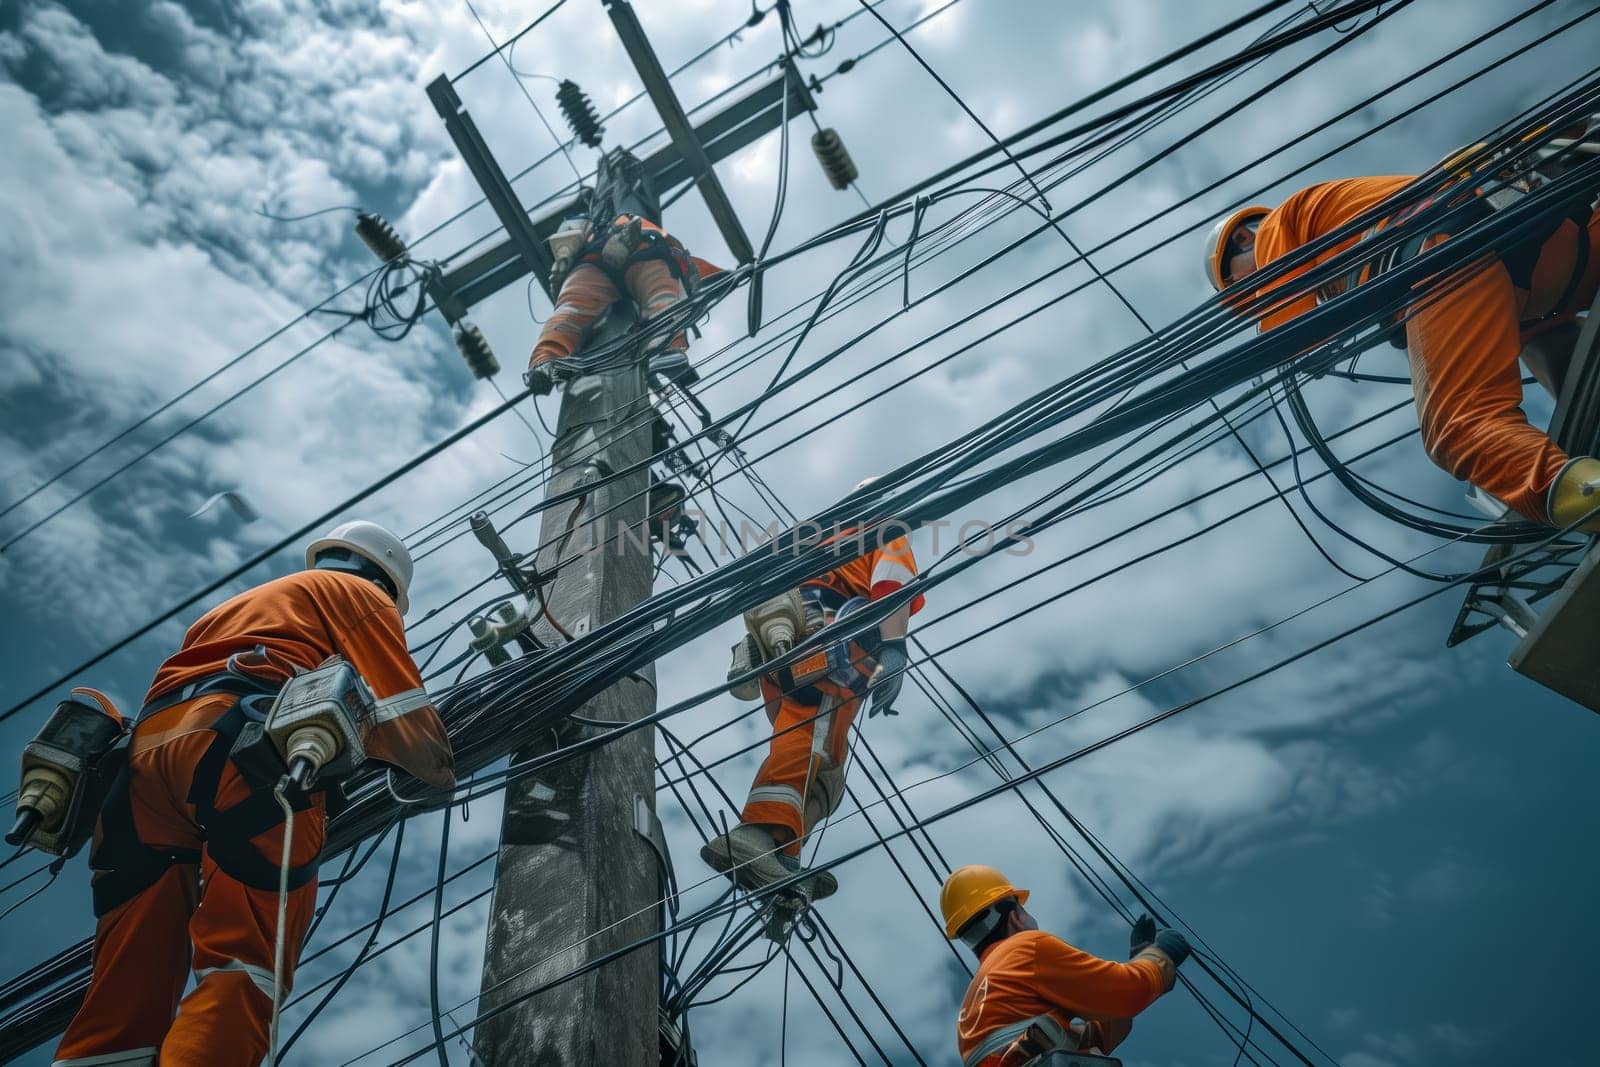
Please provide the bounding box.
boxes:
[146,568,455,789]
[1251,175,1416,333]
[957,930,1168,1064]
[807,533,926,615]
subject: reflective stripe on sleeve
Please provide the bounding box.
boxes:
[372,687,431,724]
[870,556,916,590]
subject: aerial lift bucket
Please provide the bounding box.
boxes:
[1450,288,1600,711]
[1509,541,1600,712]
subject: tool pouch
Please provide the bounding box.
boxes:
[228,698,289,796]
[998,1023,1059,1067]
[600,217,644,272]
[41,734,128,860]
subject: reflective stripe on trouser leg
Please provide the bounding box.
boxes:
[53,1049,159,1066]
[742,688,859,856]
[624,258,688,350]
[530,264,621,367]
[193,959,278,1000]
[54,837,198,1063]
[159,803,323,1066]
[1405,247,1568,523]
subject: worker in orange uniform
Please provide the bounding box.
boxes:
[1205,167,1600,531]
[526,213,721,395]
[942,865,1189,1065]
[701,483,923,900]
[54,520,455,1067]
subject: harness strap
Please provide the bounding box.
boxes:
[90,738,200,917]
[766,584,859,703]
[139,663,282,722]
[964,1015,1074,1067]
[577,216,698,294]
[189,698,318,894]
[91,669,321,914]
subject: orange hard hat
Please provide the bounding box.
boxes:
[940,864,1028,939]
[1204,205,1271,291]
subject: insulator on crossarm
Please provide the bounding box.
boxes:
[810,128,859,191]
[556,79,605,148]
[455,322,500,380]
[355,212,408,262]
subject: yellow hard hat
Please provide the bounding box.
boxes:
[940,864,1029,939]
[1203,205,1271,291]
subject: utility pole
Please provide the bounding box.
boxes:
[450,6,815,1065]
[0,11,823,1060]
[472,149,665,1066]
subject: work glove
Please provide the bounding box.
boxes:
[1153,928,1191,968]
[524,365,555,397]
[866,639,907,717]
[1129,913,1158,957]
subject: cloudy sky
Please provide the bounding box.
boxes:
[2,0,1598,1064]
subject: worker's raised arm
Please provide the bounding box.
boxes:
[1027,933,1176,1021]
[333,581,456,789]
[865,535,923,716]
[1251,186,1321,333]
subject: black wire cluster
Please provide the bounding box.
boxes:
[365,257,434,342]
[5,7,1600,1062]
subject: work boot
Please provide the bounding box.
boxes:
[1548,457,1600,534]
[526,355,584,397]
[649,348,699,388]
[700,823,838,900]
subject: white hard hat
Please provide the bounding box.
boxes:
[853,475,882,492]
[306,520,413,615]
[1203,205,1271,291]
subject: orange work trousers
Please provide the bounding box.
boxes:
[1404,208,1600,523]
[55,695,323,1067]
[741,674,862,857]
[529,259,686,370]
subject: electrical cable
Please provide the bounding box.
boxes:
[426,808,451,1067]
[268,780,297,1067]
[461,0,586,186]
[6,10,1593,1062]
[0,863,61,925]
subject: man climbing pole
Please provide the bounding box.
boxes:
[701,477,922,901]
[51,520,455,1067]
[1204,141,1600,531]
[526,212,722,395]
[942,865,1189,1065]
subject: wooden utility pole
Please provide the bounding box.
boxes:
[472,147,665,1065]
[0,9,820,1059]
[465,6,808,1064]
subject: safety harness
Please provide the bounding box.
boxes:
[764,585,880,705]
[577,214,705,298]
[1319,150,1595,345]
[964,1014,1114,1067]
[90,659,320,917]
